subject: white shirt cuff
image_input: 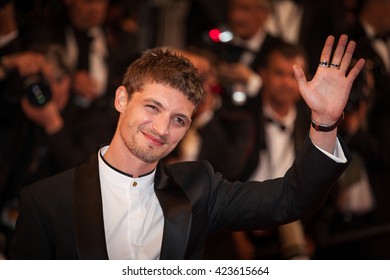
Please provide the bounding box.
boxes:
[312,137,347,163]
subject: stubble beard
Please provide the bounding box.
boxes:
[126,136,162,164]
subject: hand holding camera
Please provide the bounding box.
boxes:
[9,46,72,134]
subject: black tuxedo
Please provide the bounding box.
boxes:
[239,100,311,181]
[348,22,390,131]
[9,136,350,260]
[195,110,254,181]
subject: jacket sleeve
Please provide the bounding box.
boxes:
[207,135,352,232]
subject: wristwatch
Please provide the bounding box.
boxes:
[311,112,344,132]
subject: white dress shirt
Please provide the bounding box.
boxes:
[98,146,164,260]
[250,105,296,181]
[361,20,390,73]
[265,0,303,44]
[250,105,347,182]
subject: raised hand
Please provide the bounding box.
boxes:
[293,34,365,127]
[293,34,365,152]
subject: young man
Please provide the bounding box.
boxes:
[9,35,365,260]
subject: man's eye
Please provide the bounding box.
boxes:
[146,105,158,112]
[173,117,186,127]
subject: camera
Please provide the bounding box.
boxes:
[23,44,68,107]
[24,74,52,107]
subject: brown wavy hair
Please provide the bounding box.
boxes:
[122,48,205,112]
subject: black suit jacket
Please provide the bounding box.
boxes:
[195,110,254,181]
[9,136,351,260]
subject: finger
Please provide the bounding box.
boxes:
[331,34,348,66]
[319,35,335,66]
[346,58,366,81]
[339,40,357,72]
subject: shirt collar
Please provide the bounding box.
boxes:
[98,146,156,191]
[263,103,296,132]
[361,19,378,40]
[232,27,266,53]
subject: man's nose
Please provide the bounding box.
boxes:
[152,115,170,136]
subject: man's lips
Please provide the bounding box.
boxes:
[142,132,166,146]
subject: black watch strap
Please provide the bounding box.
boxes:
[311,112,344,132]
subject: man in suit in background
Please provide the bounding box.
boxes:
[347,0,390,163]
[9,35,364,259]
[232,42,312,260]
[308,0,390,259]
[211,0,284,112]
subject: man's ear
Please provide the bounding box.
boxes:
[114,86,128,112]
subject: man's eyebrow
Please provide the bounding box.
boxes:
[144,98,163,108]
[175,113,192,124]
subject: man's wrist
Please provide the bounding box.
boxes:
[311,112,344,132]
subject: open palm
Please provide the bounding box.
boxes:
[293,35,365,126]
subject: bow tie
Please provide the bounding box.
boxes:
[265,116,286,131]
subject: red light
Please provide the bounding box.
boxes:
[208,29,221,42]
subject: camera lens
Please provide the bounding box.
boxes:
[24,74,52,107]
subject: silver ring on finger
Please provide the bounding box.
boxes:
[318,61,330,68]
[329,63,340,69]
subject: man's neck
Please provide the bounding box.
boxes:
[233,27,266,52]
[264,98,291,120]
[103,140,158,178]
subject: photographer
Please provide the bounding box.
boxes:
[1,47,71,244]
[0,0,51,258]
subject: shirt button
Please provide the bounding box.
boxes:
[132,182,137,187]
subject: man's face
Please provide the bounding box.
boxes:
[228,0,269,40]
[261,53,306,108]
[65,0,108,30]
[116,83,195,164]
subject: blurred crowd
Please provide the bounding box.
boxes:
[1,0,390,260]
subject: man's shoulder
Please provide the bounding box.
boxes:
[164,160,214,175]
[21,167,76,197]
[162,160,220,186]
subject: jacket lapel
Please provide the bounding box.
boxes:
[73,153,109,259]
[154,164,192,260]
[73,154,192,260]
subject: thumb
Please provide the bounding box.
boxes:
[293,64,307,92]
